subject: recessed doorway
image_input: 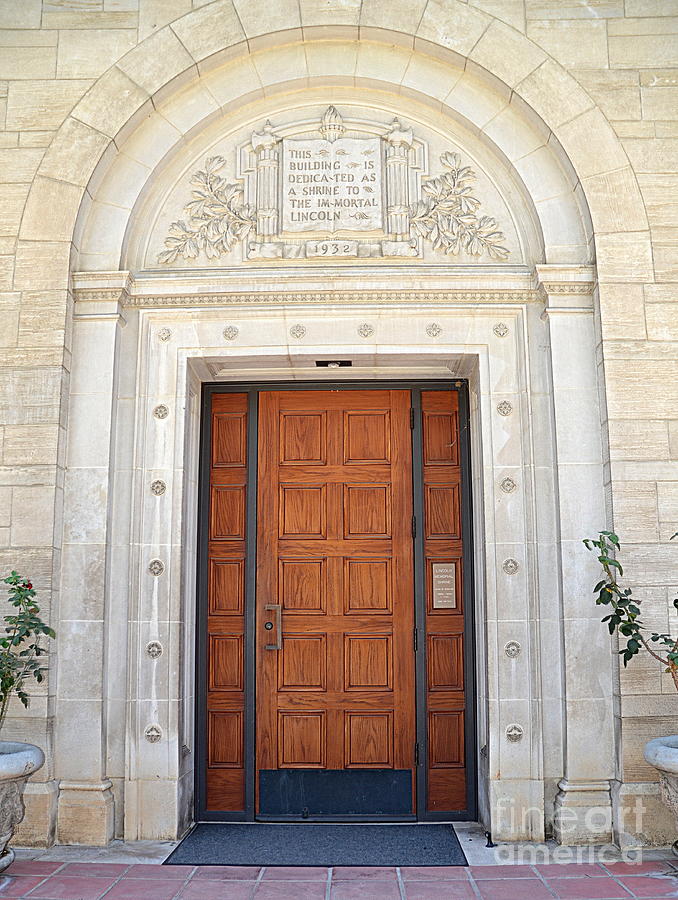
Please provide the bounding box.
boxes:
[196,382,476,822]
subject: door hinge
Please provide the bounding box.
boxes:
[413,627,418,653]
[414,742,420,766]
[409,408,415,429]
[411,515,416,538]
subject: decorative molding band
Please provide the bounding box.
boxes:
[538,282,595,296]
[124,290,539,308]
[74,288,539,308]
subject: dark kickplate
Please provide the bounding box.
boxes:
[164,823,467,866]
[259,768,412,817]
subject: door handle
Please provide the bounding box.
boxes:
[264,603,282,651]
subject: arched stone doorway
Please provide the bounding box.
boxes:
[18,12,649,848]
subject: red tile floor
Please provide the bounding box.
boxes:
[1,859,677,900]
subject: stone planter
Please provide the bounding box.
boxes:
[0,741,44,872]
[644,736,678,857]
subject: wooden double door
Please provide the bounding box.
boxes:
[202,386,471,820]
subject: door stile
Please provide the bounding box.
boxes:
[389,390,416,778]
[458,383,478,820]
[244,388,259,820]
[254,390,278,804]
[411,387,428,820]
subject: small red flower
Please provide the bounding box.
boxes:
[26,582,32,589]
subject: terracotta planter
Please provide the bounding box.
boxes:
[644,736,678,857]
[0,741,44,872]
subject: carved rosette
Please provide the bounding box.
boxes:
[502,558,520,575]
[504,640,521,659]
[506,724,524,743]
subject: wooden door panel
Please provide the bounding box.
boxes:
[278,558,326,613]
[210,485,246,540]
[344,634,393,691]
[280,412,327,464]
[209,559,245,615]
[256,389,415,816]
[209,634,244,691]
[423,410,459,466]
[209,711,244,767]
[344,411,391,463]
[278,711,326,767]
[344,558,392,614]
[278,634,327,691]
[279,484,327,538]
[345,711,394,767]
[343,484,391,538]
[213,412,247,467]
[424,484,460,539]
[428,634,464,692]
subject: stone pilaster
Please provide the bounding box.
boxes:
[537,265,616,844]
[54,275,129,845]
[251,121,280,240]
[384,118,413,240]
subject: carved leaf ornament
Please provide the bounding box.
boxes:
[159,145,508,264]
[410,152,509,260]
[158,156,256,265]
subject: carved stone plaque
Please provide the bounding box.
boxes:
[282,137,382,233]
[158,105,509,265]
[432,562,457,609]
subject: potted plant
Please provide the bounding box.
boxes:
[0,572,55,871]
[584,531,678,855]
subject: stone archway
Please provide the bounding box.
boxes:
[17,4,651,848]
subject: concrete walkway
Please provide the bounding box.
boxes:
[4,827,677,900]
[1,857,678,899]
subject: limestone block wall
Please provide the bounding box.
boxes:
[0,0,675,846]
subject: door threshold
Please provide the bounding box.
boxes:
[256,814,418,823]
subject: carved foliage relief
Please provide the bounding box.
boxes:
[156,106,512,267]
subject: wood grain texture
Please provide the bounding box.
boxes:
[421,390,467,812]
[206,393,248,811]
[256,390,415,808]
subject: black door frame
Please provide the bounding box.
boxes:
[195,380,477,823]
